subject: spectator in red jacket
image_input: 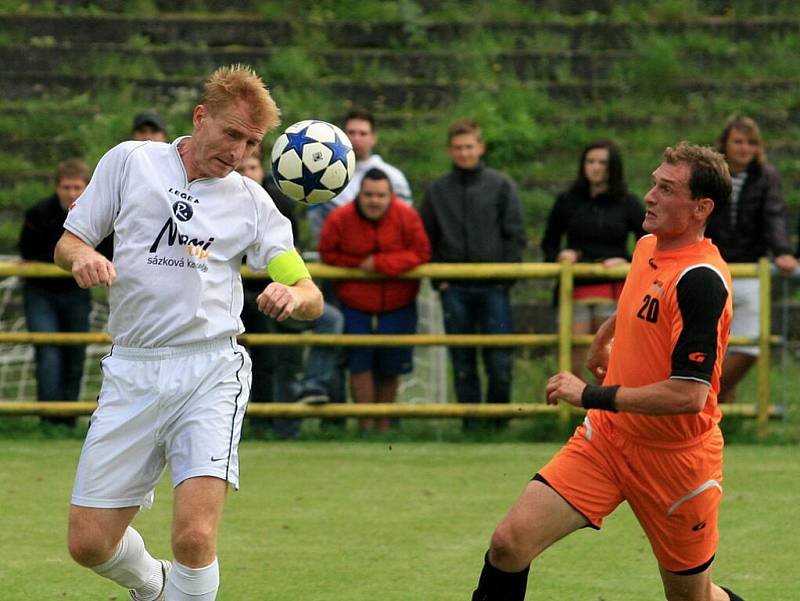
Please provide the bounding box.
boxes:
[320,168,431,432]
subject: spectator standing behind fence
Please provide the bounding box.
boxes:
[17,159,111,427]
[237,150,344,439]
[320,168,430,433]
[308,108,412,247]
[541,140,645,380]
[705,115,798,403]
[419,119,526,431]
[130,110,168,142]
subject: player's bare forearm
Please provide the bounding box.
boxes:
[54,231,116,288]
[547,371,709,415]
[591,313,616,349]
[613,378,709,415]
[289,277,323,320]
[257,278,322,322]
[586,313,615,382]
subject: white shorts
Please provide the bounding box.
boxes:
[729,278,760,357]
[72,337,252,509]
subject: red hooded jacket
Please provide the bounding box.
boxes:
[319,197,431,313]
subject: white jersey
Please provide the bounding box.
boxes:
[65,137,297,348]
[331,153,412,207]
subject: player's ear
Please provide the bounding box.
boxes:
[696,197,714,220]
[192,105,207,130]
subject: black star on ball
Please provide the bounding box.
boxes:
[292,162,329,199]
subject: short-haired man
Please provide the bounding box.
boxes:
[18,159,110,426]
[56,65,322,601]
[308,108,412,246]
[705,115,797,403]
[470,143,746,601]
[131,110,168,142]
[320,168,430,432]
[419,119,525,431]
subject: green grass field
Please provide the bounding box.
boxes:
[0,440,797,600]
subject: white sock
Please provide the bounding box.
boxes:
[165,558,220,600]
[91,527,163,598]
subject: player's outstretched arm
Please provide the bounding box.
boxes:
[256,278,323,322]
[54,230,116,288]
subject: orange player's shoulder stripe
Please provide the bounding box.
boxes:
[676,263,729,291]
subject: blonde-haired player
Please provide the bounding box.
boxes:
[56,65,322,600]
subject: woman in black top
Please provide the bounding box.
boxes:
[541,140,645,379]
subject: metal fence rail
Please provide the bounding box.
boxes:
[0,259,778,436]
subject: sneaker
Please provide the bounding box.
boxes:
[129,559,171,601]
[296,389,330,404]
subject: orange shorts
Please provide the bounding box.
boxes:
[538,415,723,572]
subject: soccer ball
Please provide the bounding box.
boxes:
[270,120,355,204]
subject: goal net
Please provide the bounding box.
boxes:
[0,275,111,402]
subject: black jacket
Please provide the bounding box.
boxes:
[18,194,112,292]
[419,164,525,281]
[541,186,644,293]
[541,187,645,263]
[705,161,792,263]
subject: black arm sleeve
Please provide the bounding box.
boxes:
[671,266,729,383]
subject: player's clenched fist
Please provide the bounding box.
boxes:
[71,251,116,288]
[256,282,297,322]
[545,371,585,407]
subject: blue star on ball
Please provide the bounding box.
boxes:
[323,133,351,169]
[282,126,315,157]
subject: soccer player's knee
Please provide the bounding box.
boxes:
[67,531,113,567]
[489,522,528,564]
[172,523,216,559]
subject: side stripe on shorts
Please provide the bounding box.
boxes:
[225,342,246,482]
[667,480,722,515]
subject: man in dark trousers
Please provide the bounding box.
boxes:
[18,158,112,426]
[420,119,525,431]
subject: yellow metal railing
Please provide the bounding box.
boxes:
[0,259,780,434]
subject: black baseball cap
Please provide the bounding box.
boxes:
[132,110,167,132]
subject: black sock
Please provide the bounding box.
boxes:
[721,586,746,601]
[471,551,530,601]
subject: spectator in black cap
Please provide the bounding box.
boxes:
[131,110,168,142]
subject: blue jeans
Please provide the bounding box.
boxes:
[24,284,91,425]
[278,301,344,395]
[241,289,343,437]
[440,283,514,412]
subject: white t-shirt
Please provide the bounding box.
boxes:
[331,153,412,207]
[65,137,296,348]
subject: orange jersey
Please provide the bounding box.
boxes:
[592,234,733,443]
